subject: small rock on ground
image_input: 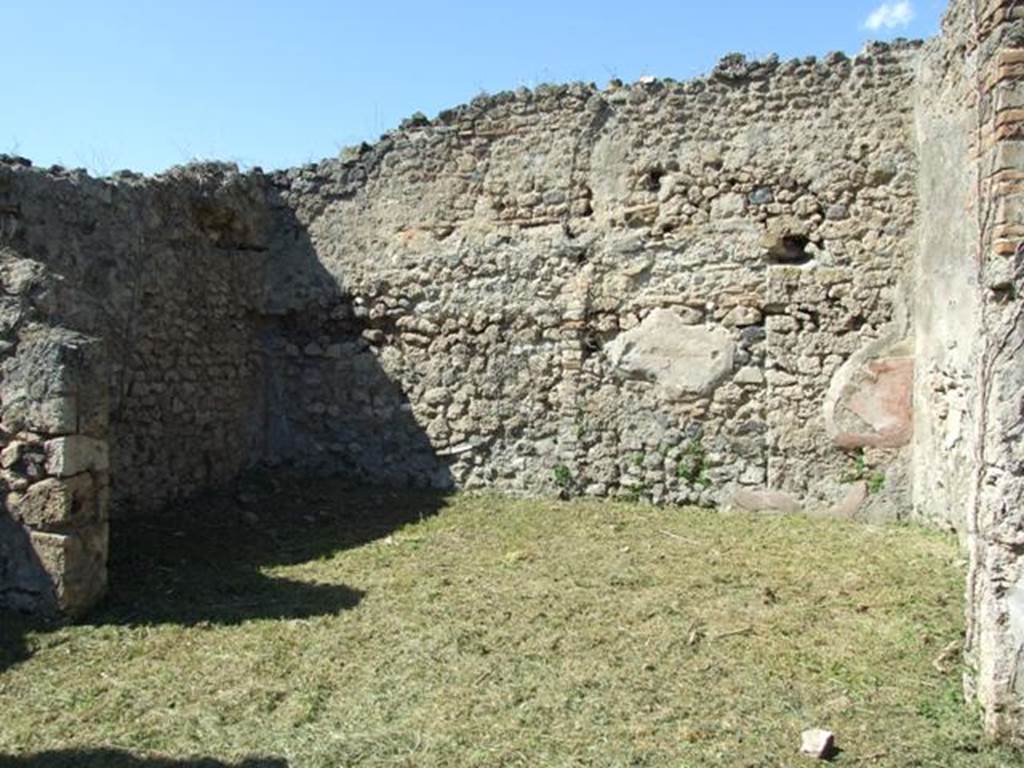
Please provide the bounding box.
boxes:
[800,728,836,760]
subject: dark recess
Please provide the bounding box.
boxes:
[766,234,812,265]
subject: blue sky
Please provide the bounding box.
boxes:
[2,1,944,175]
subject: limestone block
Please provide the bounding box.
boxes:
[44,436,109,477]
[711,192,746,219]
[28,524,108,616]
[0,441,24,469]
[994,140,1024,173]
[3,393,78,436]
[722,305,763,328]
[0,331,108,436]
[734,366,765,386]
[732,488,802,514]
[800,729,836,759]
[605,309,736,398]
[6,473,99,529]
[0,256,48,297]
[423,387,450,407]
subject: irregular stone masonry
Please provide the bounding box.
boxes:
[268,41,920,516]
[0,0,1022,744]
[958,0,1024,742]
[912,0,1024,741]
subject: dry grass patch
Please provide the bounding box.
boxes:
[0,482,1017,767]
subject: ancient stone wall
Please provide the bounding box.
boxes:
[0,163,272,518]
[2,0,1024,743]
[913,0,983,534]
[0,44,928,611]
[952,0,1024,744]
[912,0,1024,743]
[0,162,272,614]
[272,43,921,515]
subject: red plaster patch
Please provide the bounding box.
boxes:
[834,357,914,449]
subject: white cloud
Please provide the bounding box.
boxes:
[864,1,915,31]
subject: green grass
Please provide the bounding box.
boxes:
[0,481,1018,767]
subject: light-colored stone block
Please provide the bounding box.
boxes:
[732,488,802,514]
[6,473,98,529]
[44,436,109,478]
[830,357,914,450]
[800,728,835,759]
[606,309,736,398]
[734,366,765,386]
[29,525,108,616]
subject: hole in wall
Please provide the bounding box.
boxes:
[578,184,594,218]
[844,314,867,333]
[765,234,812,265]
[797,307,821,330]
[641,167,666,193]
[991,284,1017,304]
[582,330,603,355]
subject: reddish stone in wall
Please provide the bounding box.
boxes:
[834,358,914,449]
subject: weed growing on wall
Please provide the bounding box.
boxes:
[552,464,574,497]
[842,449,886,494]
[676,440,711,489]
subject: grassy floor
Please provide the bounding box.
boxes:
[0,482,1018,767]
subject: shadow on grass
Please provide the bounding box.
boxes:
[0,481,450,672]
[0,612,33,673]
[0,750,287,767]
[91,480,449,627]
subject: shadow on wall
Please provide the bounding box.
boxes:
[0,750,286,768]
[81,184,455,627]
[0,173,453,659]
[252,190,452,490]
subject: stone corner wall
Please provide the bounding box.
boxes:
[0,159,272,618]
[914,0,1024,744]
[0,25,932,616]
[953,0,1024,744]
[0,254,111,617]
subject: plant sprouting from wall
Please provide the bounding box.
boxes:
[842,448,886,495]
[552,464,574,498]
[676,440,711,489]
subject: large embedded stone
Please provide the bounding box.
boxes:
[605,309,735,398]
[831,357,914,449]
[28,524,108,617]
[846,358,913,443]
[0,331,108,436]
[732,488,802,514]
[44,436,109,477]
[6,473,99,529]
